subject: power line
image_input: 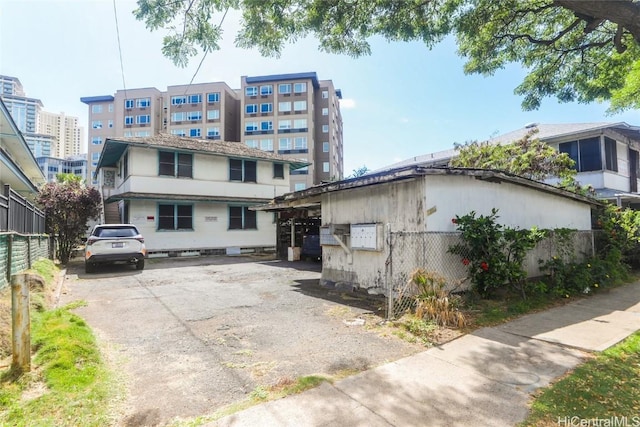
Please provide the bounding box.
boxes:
[113,0,127,101]
[182,6,230,96]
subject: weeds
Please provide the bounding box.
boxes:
[409,269,467,328]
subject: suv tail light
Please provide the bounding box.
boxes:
[86,236,99,246]
[134,236,145,243]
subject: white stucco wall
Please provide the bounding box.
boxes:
[320,173,594,295]
[424,175,592,231]
[129,200,276,251]
[116,147,289,198]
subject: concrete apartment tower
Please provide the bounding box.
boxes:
[240,72,344,191]
[38,110,84,158]
[1,75,84,161]
[81,72,342,191]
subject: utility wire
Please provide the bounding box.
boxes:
[182,6,230,96]
[113,0,128,101]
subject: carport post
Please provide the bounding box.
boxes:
[290,220,295,247]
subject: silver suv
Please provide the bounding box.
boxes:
[85,224,146,273]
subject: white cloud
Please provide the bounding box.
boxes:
[340,98,356,109]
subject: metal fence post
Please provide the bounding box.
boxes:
[385,223,393,320]
[11,273,31,372]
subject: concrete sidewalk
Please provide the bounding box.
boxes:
[211,283,640,427]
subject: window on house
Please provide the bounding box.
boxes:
[91,105,103,114]
[322,108,329,116]
[207,109,220,120]
[604,137,618,172]
[91,137,102,145]
[108,119,114,128]
[188,94,202,104]
[108,103,114,112]
[92,120,103,129]
[245,122,258,132]
[186,111,201,121]
[260,85,273,95]
[293,82,307,93]
[322,141,329,152]
[125,99,135,109]
[124,131,133,137]
[207,127,220,138]
[246,104,258,114]
[207,92,220,103]
[559,137,601,172]
[245,86,258,96]
[158,204,193,230]
[279,102,291,112]
[229,159,257,182]
[279,138,291,150]
[172,112,187,122]
[274,163,284,179]
[293,119,307,130]
[322,90,329,99]
[322,124,329,133]
[171,96,187,105]
[135,131,150,137]
[260,139,273,151]
[294,183,306,191]
[123,151,129,178]
[279,84,291,94]
[260,121,273,131]
[294,136,307,150]
[229,206,257,230]
[293,101,307,111]
[189,128,201,137]
[136,115,150,124]
[246,140,258,149]
[278,120,292,130]
[261,103,273,113]
[159,150,193,178]
[323,162,330,173]
[137,98,151,108]
[171,129,186,136]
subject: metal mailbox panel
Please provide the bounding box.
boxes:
[350,223,380,250]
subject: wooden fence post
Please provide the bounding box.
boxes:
[11,273,30,373]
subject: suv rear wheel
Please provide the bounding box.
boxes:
[85,262,95,274]
[136,259,145,270]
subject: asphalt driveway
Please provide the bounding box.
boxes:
[58,255,423,426]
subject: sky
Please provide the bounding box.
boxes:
[1,0,639,175]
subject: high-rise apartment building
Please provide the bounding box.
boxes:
[1,75,84,160]
[81,72,342,191]
[240,72,343,191]
[38,110,84,158]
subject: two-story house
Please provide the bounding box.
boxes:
[379,122,640,208]
[95,134,307,255]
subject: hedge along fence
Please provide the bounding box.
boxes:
[0,233,50,290]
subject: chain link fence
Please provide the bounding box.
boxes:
[385,230,595,319]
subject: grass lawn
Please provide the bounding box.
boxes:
[521,331,640,426]
[0,260,123,426]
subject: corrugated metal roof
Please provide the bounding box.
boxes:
[255,166,602,211]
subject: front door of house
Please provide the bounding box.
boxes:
[630,149,638,193]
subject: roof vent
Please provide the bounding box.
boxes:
[524,122,538,129]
